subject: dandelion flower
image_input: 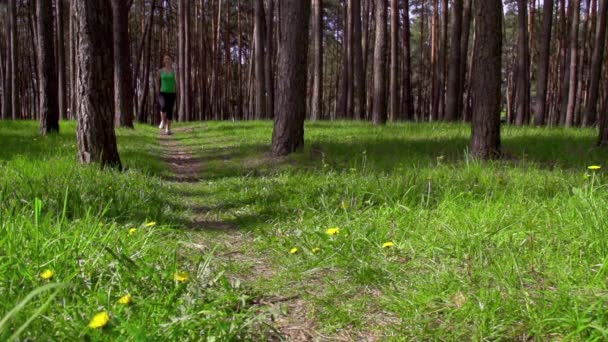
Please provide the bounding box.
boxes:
[312,247,321,253]
[289,248,299,255]
[40,269,55,280]
[88,311,110,329]
[174,271,189,282]
[326,227,340,236]
[588,165,602,171]
[145,222,157,228]
[128,228,137,236]
[117,294,132,305]
[382,242,395,249]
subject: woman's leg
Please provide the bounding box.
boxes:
[159,112,167,128]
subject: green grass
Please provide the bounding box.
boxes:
[2,120,608,340]
[178,121,608,340]
[0,121,268,341]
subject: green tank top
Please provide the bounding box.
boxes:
[160,71,176,93]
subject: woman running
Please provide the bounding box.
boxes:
[158,55,177,135]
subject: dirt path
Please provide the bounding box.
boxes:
[158,127,325,341]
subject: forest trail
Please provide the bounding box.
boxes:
[158,127,324,341]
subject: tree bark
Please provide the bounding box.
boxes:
[271,0,311,156]
[56,0,67,121]
[402,0,414,121]
[75,0,121,169]
[37,0,60,134]
[265,0,275,119]
[353,0,366,120]
[9,0,19,119]
[565,0,580,127]
[311,0,324,121]
[515,0,531,126]
[389,0,399,121]
[470,0,503,160]
[254,0,267,119]
[445,0,463,122]
[534,0,554,126]
[586,0,608,126]
[111,0,135,128]
[372,0,388,125]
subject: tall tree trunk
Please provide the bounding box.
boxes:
[254,0,267,119]
[265,0,275,119]
[389,0,399,121]
[439,0,448,120]
[445,0,463,122]
[56,0,67,121]
[459,0,472,121]
[37,0,60,134]
[515,0,530,126]
[112,0,135,128]
[353,0,366,120]
[372,0,388,125]
[534,0,554,126]
[271,0,311,156]
[3,2,12,120]
[9,0,18,119]
[586,0,608,126]
[75,0,121,169]
[470,0,503,160]
[430,0,439,121]
[402,0,414,121]
[311,0,324,121]
[565,0,580,127]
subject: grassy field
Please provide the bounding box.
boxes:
[2,120,608,340]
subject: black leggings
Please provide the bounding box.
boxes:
[159,92,176,120]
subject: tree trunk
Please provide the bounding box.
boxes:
[271,0,311,156]
[9,0,19,119]
[430,0,439,121]
[534,0,554,126]
[75,0,121,169]
[254,0,267,119]
[265,0,275,119]
[3,2,12,120]
[37,0,60,134]
[445,0,463,122]
[372,0,388,125]
[112,0,135,128]
[459,0,472,121]
[470,0,503,160]
[353,0,366,120]
[389,0,399,121]
[311,0,323,121]
[56,0,67,121]
[402,0,414,121]
[586,0,608,126]
[515,0,530,126]
[565,0,580,127]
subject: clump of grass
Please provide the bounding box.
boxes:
[0,122,268,340]
[179,121,608,339]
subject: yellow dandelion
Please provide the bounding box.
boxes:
[289,247,299,255]
[40,269,55,280]
[145,222,157,227]
[588,165,602,171]
[88,311,110,329]
[326,227,340,236]
[382,242,395,249]
[117,294,132,305]
[128,228,137,236]
[312,247,321,253]
[174,271,189,282]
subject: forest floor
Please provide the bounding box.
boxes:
[2,120,608,340]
